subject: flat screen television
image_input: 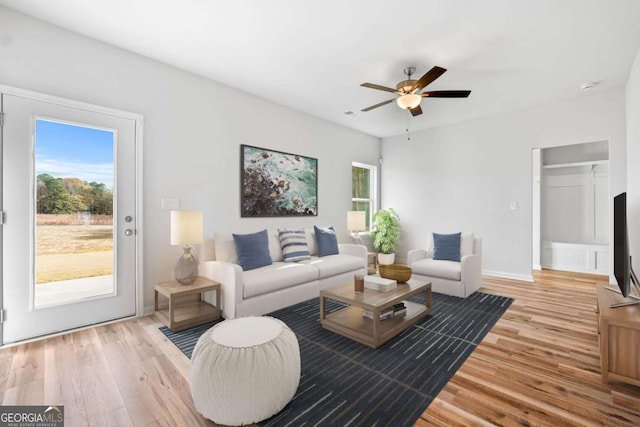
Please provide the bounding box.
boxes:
[610,192,640,307]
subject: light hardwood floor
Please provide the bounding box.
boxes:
[1,270,639,426]
[418,270,640,426]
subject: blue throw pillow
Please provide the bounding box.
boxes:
[433,232,461,262]
[278,229,311,262]
[232,229,272,271]
[314,226,339,257]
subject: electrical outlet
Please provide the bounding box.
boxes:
[162,198,179,210]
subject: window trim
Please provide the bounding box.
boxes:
[352,161,378,234]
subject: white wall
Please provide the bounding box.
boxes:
[627,48,640,278]
[0,7,380,312]
[531,148,541,269]
[381,90,626,281]
[541,164,609,245]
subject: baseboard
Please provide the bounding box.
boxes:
[533,264,542,271]
[541,264,607,276]
[144,304,156,316]
[483,269,534,283]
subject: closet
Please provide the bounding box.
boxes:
[537,141,609,274]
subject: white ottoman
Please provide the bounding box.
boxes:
[190,316,301,426]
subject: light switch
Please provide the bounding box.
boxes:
[162,198,179,210]
[510,201,518,210]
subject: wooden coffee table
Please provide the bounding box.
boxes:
[319,279,432,348]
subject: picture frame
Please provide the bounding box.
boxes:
[240,144,318,217]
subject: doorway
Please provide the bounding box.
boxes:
[1,88,143,344]
[532,142,610,276]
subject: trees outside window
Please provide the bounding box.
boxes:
[36,173,112,215]
[352,162,377,231]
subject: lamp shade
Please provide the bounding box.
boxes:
[347,211,367,232]
[396,94,421,110]
[170,210,203,245]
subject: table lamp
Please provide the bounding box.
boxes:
[170,210,203,285]
[347,211,367,245]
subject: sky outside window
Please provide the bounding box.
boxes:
[35,119,114,188]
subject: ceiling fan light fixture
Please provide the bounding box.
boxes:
[396,94,421,110]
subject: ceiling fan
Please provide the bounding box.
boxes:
[360,66,471,117]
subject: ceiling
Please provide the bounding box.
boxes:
[2,0,640,138]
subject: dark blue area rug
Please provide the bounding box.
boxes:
[161,291,512,426]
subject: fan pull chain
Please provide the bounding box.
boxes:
[406,115,411,141]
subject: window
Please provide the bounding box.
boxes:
[352,162,377,231]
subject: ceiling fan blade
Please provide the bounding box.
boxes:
[361,98,396,112]
[360,83,399,94]
[422,90,471,98]
[410,66,447,92]
[410,105,423,116]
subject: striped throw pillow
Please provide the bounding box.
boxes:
[278,229,311,262]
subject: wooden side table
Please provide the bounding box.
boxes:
[367,252,378,275]
[154,276,221,331]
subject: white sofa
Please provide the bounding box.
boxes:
[200,228,367,319]
[407,233,482,298]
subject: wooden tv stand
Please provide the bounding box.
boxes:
[596,284,640,386]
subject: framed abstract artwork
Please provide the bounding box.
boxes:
[240,144,318,217]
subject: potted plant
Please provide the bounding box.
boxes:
[371,208,400,265]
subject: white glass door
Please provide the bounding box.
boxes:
[1,92,139,344]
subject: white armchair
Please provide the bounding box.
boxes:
[407,233,482,298]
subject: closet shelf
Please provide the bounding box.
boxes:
[542,160,608,169]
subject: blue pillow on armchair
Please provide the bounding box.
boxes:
[314,226,339,257]
[232,229,272,271]
[433,232,461,262]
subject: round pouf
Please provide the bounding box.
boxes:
[189,316,300,426]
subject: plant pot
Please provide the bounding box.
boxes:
[377,253,395,265]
